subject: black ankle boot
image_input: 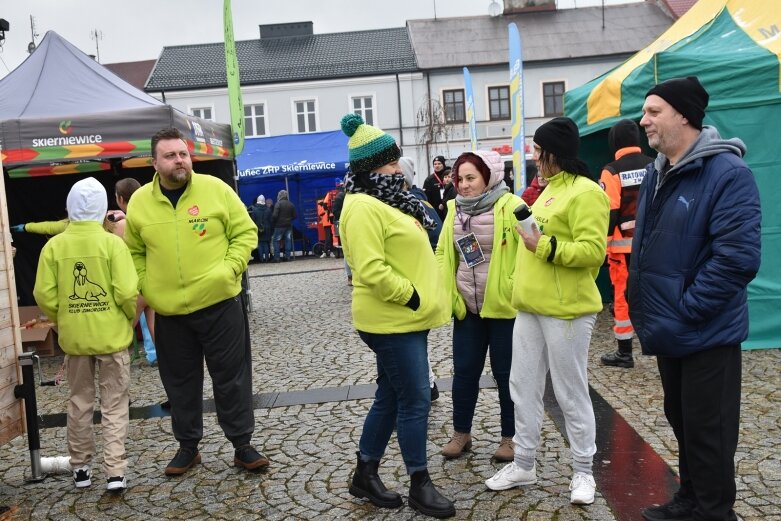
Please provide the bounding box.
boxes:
[348,452,402,508]
[601,339,634,368]
[408,469,455,518]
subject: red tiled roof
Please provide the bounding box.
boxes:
[659,0,698,19]
[103,59,156,90]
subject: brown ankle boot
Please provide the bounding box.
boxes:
[494,437,514,462]
[441,431,472,459]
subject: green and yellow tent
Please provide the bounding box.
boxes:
[566,0,781,349]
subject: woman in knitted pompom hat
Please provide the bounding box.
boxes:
[339,113,455,519]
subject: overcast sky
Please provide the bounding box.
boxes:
[0,0,639,77]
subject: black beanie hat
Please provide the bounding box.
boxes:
[645,76,709,130]
[433,155,447,167]
[533,117,580,160]
[608,119,642,153]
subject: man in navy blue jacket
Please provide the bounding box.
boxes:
[629,77,761,521]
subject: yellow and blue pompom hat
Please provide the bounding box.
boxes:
[340,113,401,173]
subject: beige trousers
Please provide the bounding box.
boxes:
[66,350,130,478]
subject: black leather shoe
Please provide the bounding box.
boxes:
[641,497,695,520]
[348,452,402,509]
[165,447,201,476]
[431,382,440,402]
[234,444,270,470]
[600,351,634,368]
[408,469,455,518]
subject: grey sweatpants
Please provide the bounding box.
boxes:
[510,312,597,473]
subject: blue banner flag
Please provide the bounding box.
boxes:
[463,67,478,151]
[509,23,526,194]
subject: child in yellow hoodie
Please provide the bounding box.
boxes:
[33,177,137,492]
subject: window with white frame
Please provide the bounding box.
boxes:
[443,89,466,123]
[351,96,374,126]
[244,103,266,137]
[294,99,317,133]
[543,81,565,117]
[488,86,510,120]
[190,106,213,121]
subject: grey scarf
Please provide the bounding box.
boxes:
[455,181,510,216]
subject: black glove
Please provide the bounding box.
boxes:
[404,287,420,311]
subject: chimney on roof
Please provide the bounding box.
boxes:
[503,0,556,14]
[259,21,313,39]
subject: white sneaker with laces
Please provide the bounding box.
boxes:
[485,462,536,491]
[106,475,127,492]
[73,465,91,488]
[569,472,596,505]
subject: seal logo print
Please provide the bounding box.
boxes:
[69,262,106,302]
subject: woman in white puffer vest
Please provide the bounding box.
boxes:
[435,150,522,462]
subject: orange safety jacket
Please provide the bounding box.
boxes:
[599,146,654,254]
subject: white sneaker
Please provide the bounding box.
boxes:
[569,472,596,505]
[485,462,536,490]
[106,475,127,492]
[73,465,91,488]
[320,252,327,258]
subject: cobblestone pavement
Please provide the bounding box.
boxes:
[1,257,778,520]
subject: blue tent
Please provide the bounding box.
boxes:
[237,130,349,253]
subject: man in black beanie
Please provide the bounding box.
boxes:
[423,155,448,219]
[630,78,761,521]
[599,119,653,369]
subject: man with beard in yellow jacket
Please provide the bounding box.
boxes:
[124,127,263,477]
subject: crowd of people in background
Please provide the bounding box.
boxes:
[247,190,298,263]
[7,75,760,521]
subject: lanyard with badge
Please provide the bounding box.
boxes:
[455,207,486,268]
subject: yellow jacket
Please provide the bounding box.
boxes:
[436,194,521,320]
[124,172,257,316]
[341,193,449,334]
[512,172,609,319]
[33,221,137,355]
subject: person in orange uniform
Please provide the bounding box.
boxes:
[322,187,340,256]
[599,119,653,368]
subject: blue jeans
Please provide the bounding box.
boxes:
[272,227,293,260]
[257,238,271,261]
[140,312,156,364]
[452,311,514,437]
[358,330,430,474]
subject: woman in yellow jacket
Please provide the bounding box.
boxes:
[485,117,609,506]
[436,150,521,462]
[339,114,455,519]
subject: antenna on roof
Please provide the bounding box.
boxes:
[602,0,606,30]
[28,15,39,54]
[432,0,437,20]
[90,28,103,62]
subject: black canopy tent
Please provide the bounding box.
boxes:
[0,31,236,304]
